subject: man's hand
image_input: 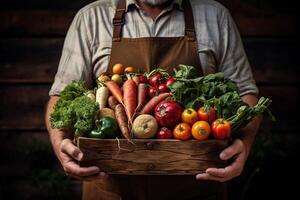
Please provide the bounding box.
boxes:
[59,138,108,181]
[196,139,248,182]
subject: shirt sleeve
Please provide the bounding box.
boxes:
[217,8,259,97]
[49,10,93,96]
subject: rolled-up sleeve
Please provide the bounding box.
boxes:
[49,10,93,96]
[217,9,259,97]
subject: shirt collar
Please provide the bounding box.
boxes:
[125,0,183,12]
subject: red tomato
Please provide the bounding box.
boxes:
[166,77,176,87]
[139,75,148,83]
[211,119,231,140]
[197,106,216,123]
[158,83,169,93]
[148,86,158,98]
[149,73,162,87]
[156,127,173,139]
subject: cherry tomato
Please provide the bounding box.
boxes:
[158,83,169,93]
[191,121,211,141]
[149,73,162,87]
[111,74,123,85]
[148,86,158,98]
[124,66,135,73]
[97,74,110,83]
[166,77,176,87]
[197,106,216,123]
[139,75,148,83]
[181,108,198,125]
[211,119,231,140]
[112,63,124,74]
[173,123,191,141]
[156,127,173,139]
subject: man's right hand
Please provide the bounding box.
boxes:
[59,138,108,181]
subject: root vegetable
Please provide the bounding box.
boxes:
[140,93,170,114]
[108,96,119,110]
[96,86,109,109]
[115,104,130,139]
[132,114,158,139]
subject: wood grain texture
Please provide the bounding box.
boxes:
[0,85,50,130]
[78,138,230,175]
[0,38,63,83]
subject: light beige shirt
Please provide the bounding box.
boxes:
[49,0,258,96]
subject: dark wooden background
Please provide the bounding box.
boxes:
[0,0,299,199]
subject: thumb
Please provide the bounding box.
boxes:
[60,139,83,161]
[220,139,243,160]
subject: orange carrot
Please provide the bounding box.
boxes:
[123,78,137,122]
[133,76,140,86]
[105,81,123,104]
[140,93,170,114]
[115,104,130,139]
[135,83,148,112]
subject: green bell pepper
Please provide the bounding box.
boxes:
[89,117,118,138]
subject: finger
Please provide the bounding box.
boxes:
[206,151,246,178]
[60,139,83,161]
[64,160,100,177]
[67,172,108,181]
[195,173,226,182]
[220,139,243,160]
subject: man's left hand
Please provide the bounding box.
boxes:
[195,139,248,182]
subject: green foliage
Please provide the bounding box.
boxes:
[50,80,99,136]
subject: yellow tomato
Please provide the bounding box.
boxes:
[112,63,124,74]
[181,108,198,125]
[191,121,211,141]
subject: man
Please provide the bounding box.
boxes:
[45,0,261,199]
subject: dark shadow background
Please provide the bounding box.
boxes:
[0,0,299,199]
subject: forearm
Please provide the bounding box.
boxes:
[45,96,74,161]
[240,94,263,156]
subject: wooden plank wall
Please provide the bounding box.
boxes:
[0,0,299,199]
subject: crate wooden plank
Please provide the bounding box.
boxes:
[78,138,230,175]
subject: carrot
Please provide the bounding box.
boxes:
[115,104,130,139]
[123,78,137,123]
[105,81,123,104]
[133,76,140,86]
[96,86,109,109]
[108,96,119,110]
[140,93,170,114]
[135,83,148,112]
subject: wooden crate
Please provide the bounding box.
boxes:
[78,137,230,175]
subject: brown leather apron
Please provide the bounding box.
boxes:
[83,0,227,199]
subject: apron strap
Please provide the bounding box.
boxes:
[112,0,196,41]
[112,0,126,41]
[182,0,197,41]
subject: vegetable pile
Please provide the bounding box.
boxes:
[51,64,273,141]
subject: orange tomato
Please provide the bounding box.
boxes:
[173,123,191,141]
[181,108,198,125]
[191,121,211,141]
[112,63,124,74]
[124,66,135,73]
[197,106,216,123]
